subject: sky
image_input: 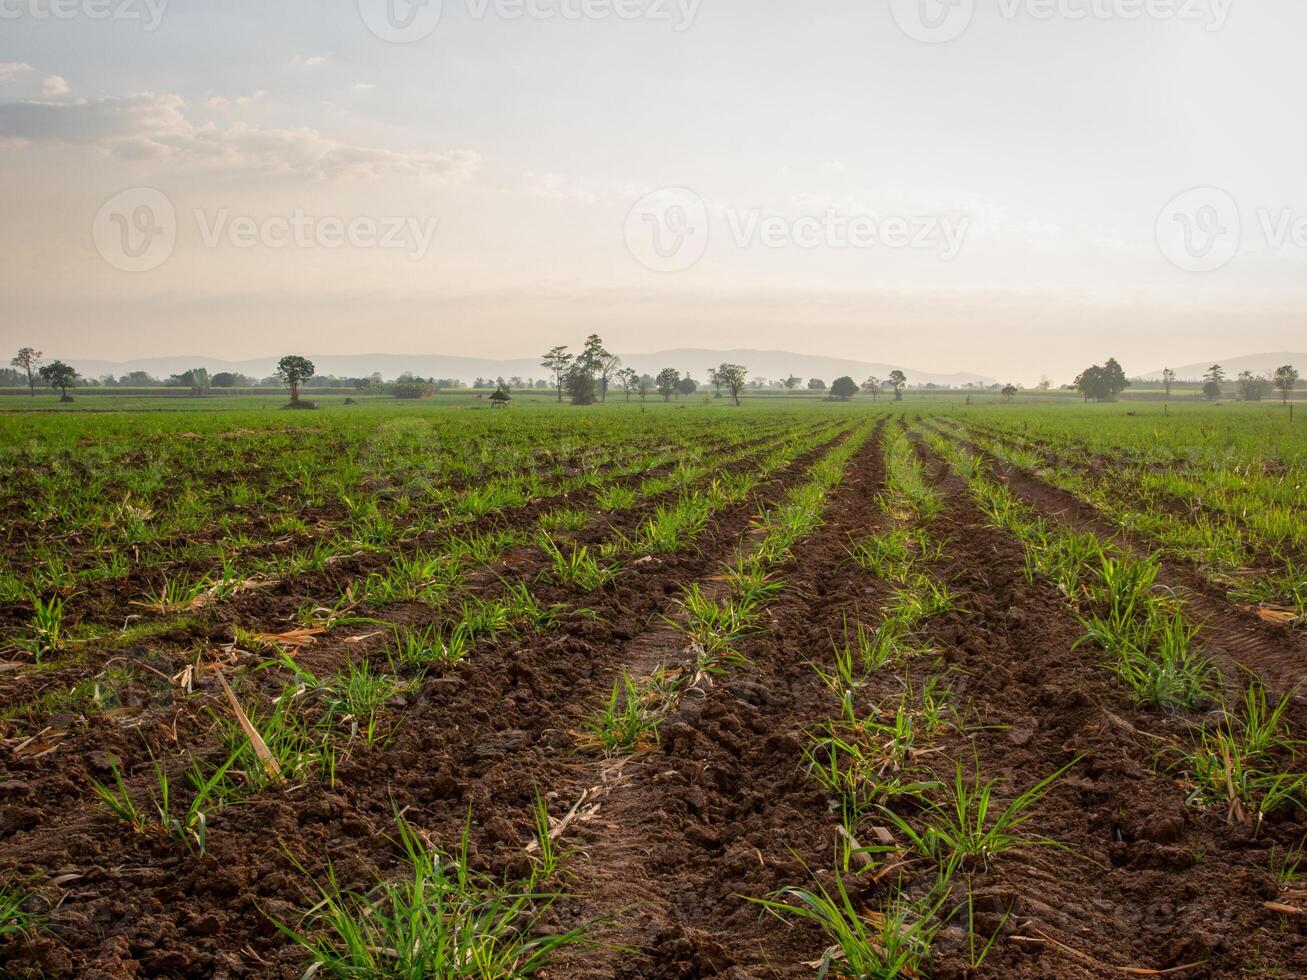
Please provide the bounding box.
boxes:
[1,0,1305,385]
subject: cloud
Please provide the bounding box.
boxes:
[0,92,479,182]
[0,63,33,82]
[205,91,265,111]
[352,83,376,92]
[524,171,638,205]
[291,54,330,69]
[43,75,69,96]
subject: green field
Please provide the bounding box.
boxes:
[0,395,1303,978]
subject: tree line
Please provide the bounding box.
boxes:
[540,336,749,406]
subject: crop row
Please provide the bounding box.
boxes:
[946,420,1306,622]
[926,428,1305,831]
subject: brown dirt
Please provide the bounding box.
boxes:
[1,419,1303,979]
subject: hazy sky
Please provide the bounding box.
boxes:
[2,0,1305,383]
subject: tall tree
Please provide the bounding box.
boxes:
[541,346,573,404]
[706,367,721,399]
[577,334,606,375]
[716,363,747,406]
[38,360,78,401]
[11,347,42,397]
[565,365,596,405]
[677,373,698,397]
[830,376,858,400]
[862,375,882,401]
[616,367,638,402]
[783,375,800,396]
[597,353,622,402]
[1100,358,1130,401]
[887,370,907,401]
[1203,364,1225,402]
[655,367,680,402]
[1273,365,1298,405]
[1161,367,1176,401]
[1237,371,1269,401]
[276,355,315,404]
[171,367,210,395]
[1074,368,1099,403]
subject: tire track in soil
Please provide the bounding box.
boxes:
[536,420,891,978]
[0,423,863,979]
[906,432,1307,979]
[932,423,1307,702]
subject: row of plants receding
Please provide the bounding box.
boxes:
[754,420,1072,975]
[26,418,850,778]
[578,420,878,754]
[955,417,1306,622]
[2,423,857,966]
[8,417,834,672]
[926,427,1304,838]
[0,422,865,972]
[3,414,816,636]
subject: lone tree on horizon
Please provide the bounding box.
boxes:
[1204,364,1225,401]
[1074,358,1130,402]
[616,367,638,402]
[1162,367,1176,401]
[862,375,882,400]
[39,360,78,402]
[541,346,573,403]
[277,355,315,404]
[887,370,907,401]
[830,376,858,400]
[11,347,42,397]
[655,367,680,402]
[1274,364,1299,405]
[716,363,747,406]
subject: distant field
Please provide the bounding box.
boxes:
[0,398,1303,977]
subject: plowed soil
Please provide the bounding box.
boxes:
[1,420,1303,979]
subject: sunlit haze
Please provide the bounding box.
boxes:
[3,0,1305,384]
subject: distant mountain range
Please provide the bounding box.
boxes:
[65,349,998,388]
[1137,352,1307,382]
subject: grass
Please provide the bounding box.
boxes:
[0,880,40,941]
[753,868,938,979]
[153,754,239,854]
[90,762,148,834]
[330,660,410,745]
[391,624,472,671]
[579,671,661,754]
[669,583,759,674]
[15,595,66,661]
[278,813,592,978]
[215,688,327,791]
[538,534,618,591]
[528,790,564,882]
[847,528,937,584]
[1177,679,1305,829]
[879,760,1073,875]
